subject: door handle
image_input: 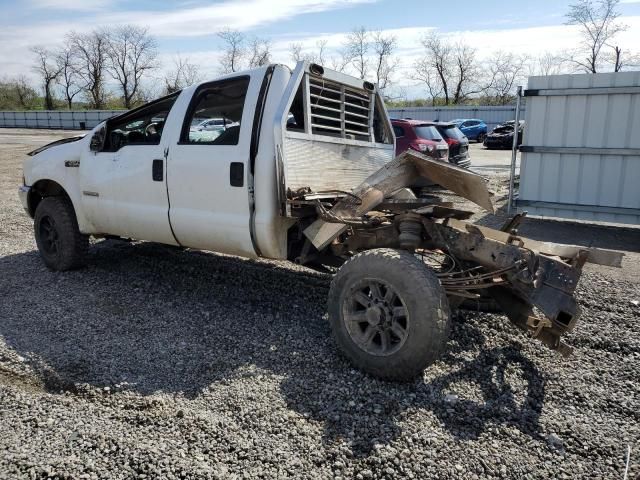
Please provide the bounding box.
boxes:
[152,159,163,181]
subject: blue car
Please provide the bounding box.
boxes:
[451,118,487,143]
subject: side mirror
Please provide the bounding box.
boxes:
[89,128,105,152]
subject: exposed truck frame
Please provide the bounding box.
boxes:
[19,62,622,381]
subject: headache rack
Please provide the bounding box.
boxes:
[308,75,373,141]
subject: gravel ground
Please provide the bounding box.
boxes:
[1,129,639,479]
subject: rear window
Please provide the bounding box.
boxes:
[440,126,465,140]
[413,125,442,141]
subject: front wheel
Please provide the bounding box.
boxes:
[328,248,450,381]
[477,132,486,143]
[34,196,89,271]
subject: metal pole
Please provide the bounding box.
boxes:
[507,85,523,214]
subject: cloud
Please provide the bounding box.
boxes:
[103,0,378,37]
[28,0,111,11]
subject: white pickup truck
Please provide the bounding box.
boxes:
[19,62,621,381]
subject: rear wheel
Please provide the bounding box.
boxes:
[34,197,89,271]
[328,248,450,381]
[477,132,486,143]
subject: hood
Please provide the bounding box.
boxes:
[27,135,86,156]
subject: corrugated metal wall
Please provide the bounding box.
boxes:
[0,110,123,129]
[518,71,640,225]
[387,105,525,131]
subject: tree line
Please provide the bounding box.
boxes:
[1,0,637,111]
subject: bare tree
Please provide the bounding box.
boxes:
[56,44,83,109]
[411,58,444,106]
[289,42,305,63]
[315,39,328,65]
[414,33,452,104]
[371,31,398,94]
[483,51,528,105]
[565,0,627,73]
[289,39,329,66]
[163,55,201,94]
[451,43,483,104]
[68,30,109,109]
[248,37,271,68]
[106,25,158,109]
[218,28,245,73]
[14,76,38,109]
[606,45,640,72]
[529,51,568,76]
[31,46,62,110]
[329,49,352,73]
[345,27,369,79]
[413,33,482,105]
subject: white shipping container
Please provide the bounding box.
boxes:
[518,71,640,225]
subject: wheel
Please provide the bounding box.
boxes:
[328,248,450,381]
[477,132,486,143]
[34,196,89,271]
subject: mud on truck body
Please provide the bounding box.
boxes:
[19,62,622,381]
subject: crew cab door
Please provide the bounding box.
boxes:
[165,74,260,257]
[79,93,179,244]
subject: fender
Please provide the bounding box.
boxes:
[23,132,97,233]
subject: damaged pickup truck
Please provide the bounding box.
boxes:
[19,62,622,381]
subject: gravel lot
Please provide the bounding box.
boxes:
[1,129,639,479]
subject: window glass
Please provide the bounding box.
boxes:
[183,77,250,145]
[286,82,305,132]
[393,125,405,138]
[105,93,178,151]
[414,125,442,141]
[440,126,466,140]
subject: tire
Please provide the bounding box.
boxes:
[328,248,450,381]
[34,196,89,271]
[477,133,486,144]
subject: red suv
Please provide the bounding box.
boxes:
[391,119,449,161]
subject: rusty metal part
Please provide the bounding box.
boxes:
[313,199,384,227]
[304,150,494,250]
[501,212,527,233]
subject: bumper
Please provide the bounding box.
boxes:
[18,185,31,215]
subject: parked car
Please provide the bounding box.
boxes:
[427,122,470,168]
[391,118,448,161]
[451,118,487,143]
[483,120,525,149]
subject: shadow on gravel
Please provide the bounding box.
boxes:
[0,240,545,456]
[280,315,546,456]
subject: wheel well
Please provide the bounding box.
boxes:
[28,179,70,217]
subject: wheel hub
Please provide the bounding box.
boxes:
[342,279,410,357]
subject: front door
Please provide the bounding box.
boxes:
[79,93,180,245]
[166,75,259,257]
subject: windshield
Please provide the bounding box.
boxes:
[414,125,443,141]
[440,126,465,140]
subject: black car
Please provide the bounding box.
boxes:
[483,120,524,149]
[423,121,470,168]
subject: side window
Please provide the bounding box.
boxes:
[182,77,250,145]
[104,93,178,152]
[393,125,405,137]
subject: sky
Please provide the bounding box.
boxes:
[1,0,639,98]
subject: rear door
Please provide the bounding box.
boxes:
[165,74,260,257]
